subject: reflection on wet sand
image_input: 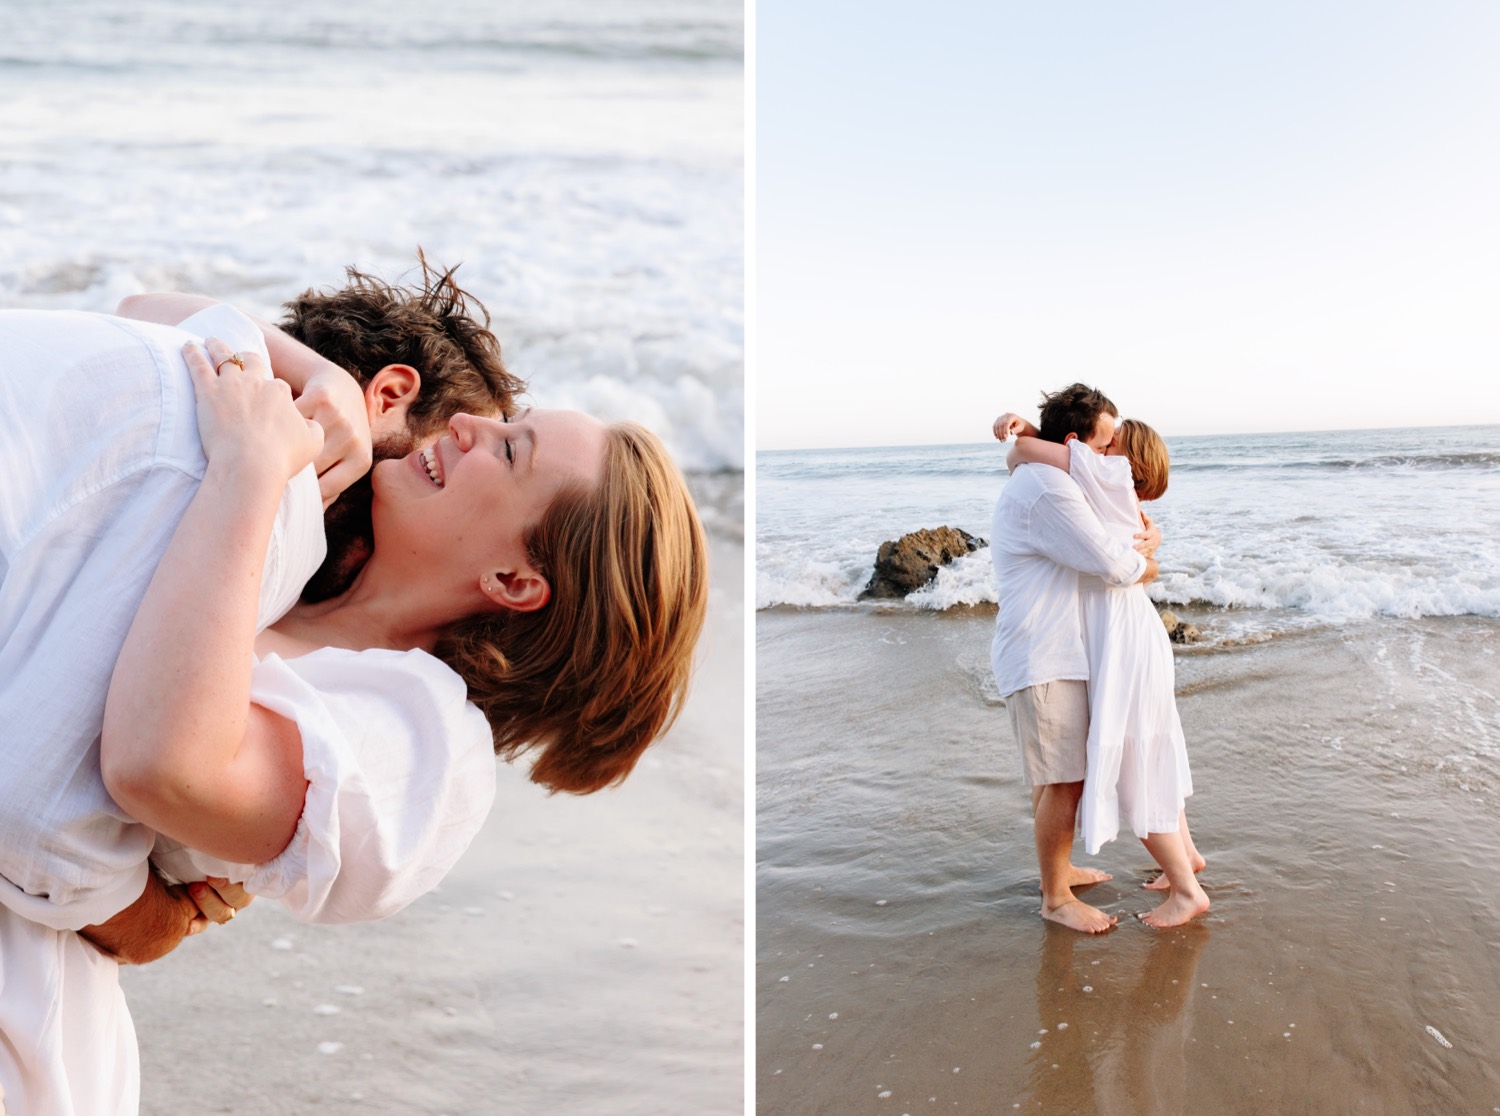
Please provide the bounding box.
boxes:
[1026,922,1209,1115]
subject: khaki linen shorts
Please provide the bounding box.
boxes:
[1004,679,1089,786]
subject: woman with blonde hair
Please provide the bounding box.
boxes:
[997,412,1206,928]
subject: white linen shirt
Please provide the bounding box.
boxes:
[989,460,1146,699]
[0,306,324,930]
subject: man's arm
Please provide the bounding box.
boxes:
[80,868,204,964]
[81,871,253,965]
[115,293,371,506]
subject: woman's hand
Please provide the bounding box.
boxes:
[188,877,254,925]
[294,366,373,508]
[186,338,324,487]
[994,413,1038,441]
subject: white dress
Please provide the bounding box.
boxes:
[1068,442,1193,855]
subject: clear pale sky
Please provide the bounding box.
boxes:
[757,2,1500,450]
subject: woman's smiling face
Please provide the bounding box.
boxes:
[371,407,608,595]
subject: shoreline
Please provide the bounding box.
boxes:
[757,607,1500,1113]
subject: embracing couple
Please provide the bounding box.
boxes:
[989,383,1207,933]
[0,259,707,1112]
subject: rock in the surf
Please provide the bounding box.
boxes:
[1159,609,1203,643]
[859,526,985,599]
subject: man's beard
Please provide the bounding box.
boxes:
[299,432,417,604]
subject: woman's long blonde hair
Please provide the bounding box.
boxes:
[1115,418,1170,502]
[435,422,709,794]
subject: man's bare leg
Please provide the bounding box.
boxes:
[1036,781,1116,933]
[1031,785,1112,891]
[1143,810,1206,890]
[1138,830,1210,928]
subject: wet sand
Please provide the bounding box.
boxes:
[123,530,744,1116]
[757,606,1500,1114]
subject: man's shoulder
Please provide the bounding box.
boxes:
[1002,463,1075,504]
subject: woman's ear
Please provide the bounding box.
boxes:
[365,365,422,442]
[480,570,551,613]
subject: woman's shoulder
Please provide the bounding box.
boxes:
[255,645,472,709]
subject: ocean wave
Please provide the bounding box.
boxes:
[759,449,1000,484]
[0,2,743,69]
[1149,562,1500,621]
[1174,450,1500,473]
[756,544,1500,623]
[0,149,742,471]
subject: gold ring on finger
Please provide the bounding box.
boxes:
[214,353,246,374]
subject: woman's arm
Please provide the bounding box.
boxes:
[116,294,371,507]
[1005,435,1072,475]
[101,339,319,865]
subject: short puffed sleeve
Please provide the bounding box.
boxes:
[161,647,496,924]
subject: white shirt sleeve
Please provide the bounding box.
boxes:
[1026,474,1146,588]
[155,647,496,924]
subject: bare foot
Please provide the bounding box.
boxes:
[1137,889,1210,929]
[1065,865,1112,889]
[1042,898,1118,934]
[1143,854,1206,891]
[1038,865,1113,895]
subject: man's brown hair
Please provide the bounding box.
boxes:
[284,253,527,601]
[279,251,525,440]
[1037,382,1117,445]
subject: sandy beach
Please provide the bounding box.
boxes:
[757,605,1500,1114]
[123,525,744,1116]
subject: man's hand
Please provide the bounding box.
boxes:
[296,366,373,507]
[80,872,253,965]
[81,870,205,965]
[1135,511,1161,559]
